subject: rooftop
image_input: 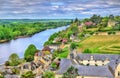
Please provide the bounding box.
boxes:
[57,54,120,78]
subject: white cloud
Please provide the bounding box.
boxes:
[0,0,120,19]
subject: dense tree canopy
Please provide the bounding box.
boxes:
[24,44,37,62]
[0,21,69,42]
[21,71,36,78]
[70,42,77,51]
[8,53,20,66]
[42,71,55,78]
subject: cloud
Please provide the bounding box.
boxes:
[0,0,120,19]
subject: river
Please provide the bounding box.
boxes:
[0,25,69,64]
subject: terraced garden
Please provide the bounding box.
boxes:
[79,35,120,54]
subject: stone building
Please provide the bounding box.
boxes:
[56,53,120,78]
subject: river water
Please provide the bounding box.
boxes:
[0,25,69,64]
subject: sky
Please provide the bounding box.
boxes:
[0,0,120,19]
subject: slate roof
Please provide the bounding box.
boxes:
[77,54,120,61]
[57,59,120,77]
[75,65,114,78]
[57,59,73,74]
[57,54,120,78]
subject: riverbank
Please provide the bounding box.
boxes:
[0,25,69,65]
[0,25,69,43]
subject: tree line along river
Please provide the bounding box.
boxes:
[0,25,69,64]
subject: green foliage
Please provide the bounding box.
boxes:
[113,24,120,30]
[74,17,79,23]
[4,61,10,66]
[107,31,116,35]
[21,71,36,78]
[0,75,4,78]
[62,66,78,78]
[0,71,4,78]
[70,43,77,50]
[90,14,101,24]
[52,47,69,59]
[83,48,92,53]
[51,62,57,69]
[58,47,69,58]
[70,24,79,35]
[12,68,20,75]
[24,44,37,62]
[42,71,55,78]
[0,21,69,42]
[8,53,20,66]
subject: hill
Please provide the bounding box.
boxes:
[79,35,120,54]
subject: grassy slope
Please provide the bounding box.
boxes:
[79,35,120,54]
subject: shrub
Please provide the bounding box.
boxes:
[51,62,57,69]
[4,61,10,66]
[83,48,92,53]
[21,71,36,78]
[112,31,116,34]
[0,71,4,78]
[42,71,55,78]
[62,66,78,78]
[0,75,4,78]
[12,68,20,75]
[107,31,112,35]
[107,31,116,35]
[70,42,77,50]
[89,32,94,35]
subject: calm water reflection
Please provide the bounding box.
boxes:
[0,26,69,64]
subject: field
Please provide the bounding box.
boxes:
[79,35,120,54]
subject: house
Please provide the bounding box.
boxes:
[42,46,51,55]
[48,44,60,51]
[56,54,120,78]
[108,20,116,27]
[70,34,76,41]
[42,46,51,52]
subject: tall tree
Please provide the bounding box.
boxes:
[9,53,20,66]
[24,44,37,62]
[74,17,79,23]
[70,43,77,51]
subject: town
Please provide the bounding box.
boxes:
[0,14,120,78]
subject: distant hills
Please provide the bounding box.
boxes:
[0,19,71,24]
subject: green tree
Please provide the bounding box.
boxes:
[9,53,20,66]
[24,44,37,62]
[83,48,92,53]
[42,71,55,78]
[70,43,77,51]
[62,66,78,78]
[0,71,4,78]
[4,61,10,66]
[12,68,20,75]
[74,17,79,23]
[21,71,36,78]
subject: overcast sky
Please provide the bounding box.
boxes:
[0,0,120,19]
